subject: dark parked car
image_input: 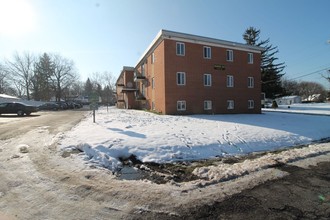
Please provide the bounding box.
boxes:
[56,101,68,110]
[66,101,82,109]
[0,102,39,116]
[38,102,59,111]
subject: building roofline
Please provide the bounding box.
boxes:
[136,29,264,67]
[122,66,135,71]
[116,66,135,84]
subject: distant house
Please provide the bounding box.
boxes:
[276,96,302,105]
[116,30,264,114]
[303,94,324,103]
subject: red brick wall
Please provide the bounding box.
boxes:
[162,39,261,114]
[137,41,167,113]
[134,38,261,115]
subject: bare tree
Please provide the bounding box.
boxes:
[89,71,116,90]
[282,78,299,96]
[322,69,330,84]
[86,71,116,104]
[5,52,35,99]
[102,71,116,91]
[90,72,103,88]
[0,63,8,94]
[50,54,78,101]
[297,81,327,101]
[11,80,25,97]
[69,81,84,97]
[102,71,116,104]
[282,79,327,101]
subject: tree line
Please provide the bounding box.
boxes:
[0,52,116,104]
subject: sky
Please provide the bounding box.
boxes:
[0,0,330,89]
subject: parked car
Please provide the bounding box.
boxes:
[56,101,68,110]
[66,101,82,109]
[0,102,39,116]
[38,102,59,111]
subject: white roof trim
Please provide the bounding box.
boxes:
[161,29,263,52]
[136,29,264,67]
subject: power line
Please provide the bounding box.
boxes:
[262,67,330,84]
[289,67,330,81]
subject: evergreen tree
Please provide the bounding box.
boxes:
[103,85,112,104]
[243,27,285,98]
[33,53,54,101]
[84,78,93,96]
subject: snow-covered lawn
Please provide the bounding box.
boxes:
[60,104,330,172]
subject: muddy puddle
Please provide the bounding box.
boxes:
[115,155,247,184]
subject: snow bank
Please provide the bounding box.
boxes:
[60,106,330,171]
[193,143,330,183]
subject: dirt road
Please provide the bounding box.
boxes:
[0,110,329,219]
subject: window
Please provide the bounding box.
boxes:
[177,72,186,85]
[227,75,234,87]
[204,100,212,110]
[248,100,254,109]
[177,101,186,111]
[151,52,155,64]
[248,53,253,64]
[248,77,254,88]
[176,42,185,56]
[204,74,212,86]
[203,46,211,59]
[152,77,155,89]
[226,50,233,61]
[152,101,155,110]
[141,63,145,75]
[227,100,234,109]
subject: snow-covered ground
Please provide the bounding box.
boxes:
[60,104,330,172]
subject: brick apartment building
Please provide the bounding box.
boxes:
[116,29,263,114]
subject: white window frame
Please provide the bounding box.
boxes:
[204,100,212,110]
[227,75,234,87]
[203,46,211,59]
[176,42,185,56]
[152,101,155,110]
[248,53,253,64]
[226,50,233,61]
[151,52,155,64]
[227,100,234,110]
[203,74,212,86]
[177,100,186,111]
[248,100,254,109]
[177,72,186,85]
[152,77,155,89]
[248,77,254,88]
